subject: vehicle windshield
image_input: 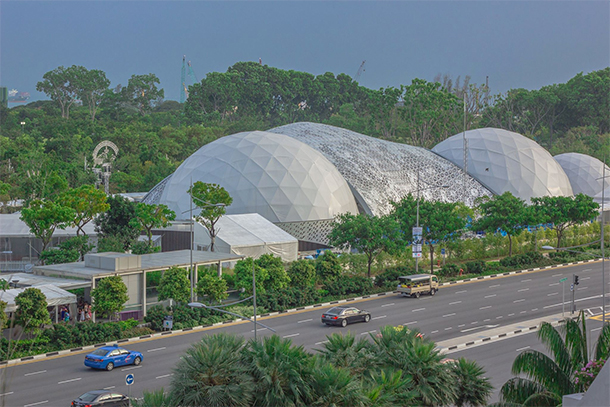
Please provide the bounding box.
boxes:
[78,392,100,402]
[90,349,110,356]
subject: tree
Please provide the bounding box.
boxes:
[372,326,459,406]
[169,333,254,407]
[36,65,81,119]
[189,182,233,252]
[196,272,228,304]
[315,251,342,284]
[363,367,417,407]
[133,203,176,246]
[452,358,493,407]
[59,185,109,236]
[306,359,369,407]
[123,73,165,116]
[328,213,400,278]
[0,301,8,331]
[242,335,312,407]
[391,195,467,273]
[94,195,140,251]
[473,192,528,256]
[20,199,75,251]
[497,312,610,406]
[14,287,51,334]
[75,68,111,121]
[255,254,290,291]
[157,266,191,306]
[39,235,94,264]
[531,194,599,249]
[287,259,316,288]
[234,258,268,295]
[91,275,129,320]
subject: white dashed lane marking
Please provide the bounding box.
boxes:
[549,283,559,286]
[156,374,172,379]
[24,401,48,407]
[283,333,300,338]
[443,313,456,318]
[58,378,81,385]
[480,306,491,310]
[485,294,496,298]
[552,274,562,277]
[412,308,425,312]
[381,303,394,307]
[514,299,525,303]
[547,293,558,296]
[121,366,142,372]
[518,288,529,292]
[103,386,115,390]
[298,319,313,323]
[449,301,461,305]
[455,290,468,294]
[24,370,46,376]
[521,279,532,283]
[148,347,166,352]
[489,284,500,288]
[516,346,530,352]
[372,315,387,320]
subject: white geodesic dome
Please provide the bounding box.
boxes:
[554,153,610,198]
[432,128,573,201]
[268,122,492,213]
[144,131,358,224]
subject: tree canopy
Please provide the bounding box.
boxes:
[91,275,129,319]
[189,182,233,252]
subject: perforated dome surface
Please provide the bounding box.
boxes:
[554,153,610,197]
[143,131,358,223]
[268,122,492,214]
[432,128,573,201]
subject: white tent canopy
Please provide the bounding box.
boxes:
[0,284,77,313]
[195,214,298,262]
[0,212,97,237]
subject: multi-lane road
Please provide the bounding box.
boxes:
[1,260,608,407]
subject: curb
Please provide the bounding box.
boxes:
[438,316,572,353]
[1,257,600,366]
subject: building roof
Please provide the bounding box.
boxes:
[0,272,91,289]
[33,250,243,280]
[433,128,573,201]
[213,214,298,247]
[555,153,610,197]
[0,284,77,313]
[143,130,359,223]
[0,213,97,237]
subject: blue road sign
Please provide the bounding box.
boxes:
[126,373,135,386]
[441,248,445,255]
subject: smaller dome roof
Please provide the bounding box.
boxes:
[433,128,573,201]
[554,153,610,197]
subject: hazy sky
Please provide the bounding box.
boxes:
[1,1,608,103]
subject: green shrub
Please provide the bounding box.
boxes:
[257,286,322,312]
[122,327,155,337]
[374,266,410,288]
[324,275,374,297]
[144,305,168,331]
[439,263,460,277]
[465,260,486,274]
[485,261,507,273]
[500,251,546,269]
[222,273,236,289]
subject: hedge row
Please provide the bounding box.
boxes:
[1,319,152,361]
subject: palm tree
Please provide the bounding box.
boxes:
[132,389,171,407]
[169,333,254,407]
[363,367,418,407]
[495,312,610,406]
[242,334,312,407]
[305,357,369,407]
[451,358,493,407]
[371,326,458,406]
[316,331,375,375]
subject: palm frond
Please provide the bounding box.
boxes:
[536,321,572,376]
[522,390,561,407]
[563,312,588,368]
[511,350,574,396]
[594,322,610,360]
[499,377,547,405]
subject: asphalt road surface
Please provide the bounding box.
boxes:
[1,260,608,407]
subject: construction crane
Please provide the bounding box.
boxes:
[354,60,366,83]
[180,56,200,103]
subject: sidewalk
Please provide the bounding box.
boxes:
[436,312,570,353]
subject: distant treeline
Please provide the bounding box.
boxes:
[0,62,608,203]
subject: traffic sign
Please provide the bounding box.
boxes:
[570,284,574,292]
[441,248,445,255]
[126,373,135,386]
[559,277,568,282]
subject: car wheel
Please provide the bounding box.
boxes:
[105,362,114,371]
[364,314,371,323]
[341,319,348,327]
[430,288,436,296]
[415,292,420,299]
[133,356,141,366]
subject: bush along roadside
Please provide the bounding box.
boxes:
[0,319,151,361]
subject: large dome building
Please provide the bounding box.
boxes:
[432,128,573,201]
[554,153,610,198]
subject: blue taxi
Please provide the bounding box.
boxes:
[84,344,143,371]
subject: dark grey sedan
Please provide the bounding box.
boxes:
[321,306,371,327]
